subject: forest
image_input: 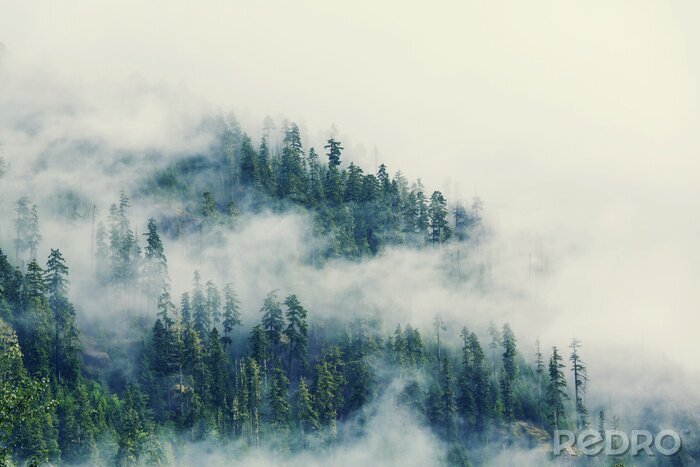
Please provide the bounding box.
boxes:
[0,119,694,466]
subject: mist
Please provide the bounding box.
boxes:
[1,1,699,465]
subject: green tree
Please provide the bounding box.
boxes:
[295,377,320,436]
[0,318,57,465]
[439,356,457,439]
[180,292,192,325]
[206,280,222,327]
[428,191,451,245]
[324,138,344,205]
[222,283,242,350]
[239,134,259,187]
[546,346,569,431]
[142,218,169,308]
[192,271,209,338]
[260,291,284,360]
[499,323,517,426]
[313,361,338,440]
[268,360,290,433]
[45,249,81,384]
[283,294,308,378]
[249,324,270,369]
[206,327,228,411]
[569,337,588,429]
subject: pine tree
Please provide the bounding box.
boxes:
[201,192,218,224]
[142,218,169,308]
[295,378,320,436]
[205,280,222,328]
[245,357,262,447]
[313,361,338,440]
[260,291,284,360]
[249,325,270,369]
[324,138,344,205]
[18,260,53,379]
[277,123,307,203]
[546,346,569,431]
[404,325,425,367]
[191,271,209,338]
[439,356,457,440]
[0,318,57,466]
[306,147,324,205]
[597,409,606,439]
[268,360,290,433]
[391,324,408,370]
[535,338,544,405]
[457,327,476,428]
[324,138,343,167]
[180,292,192,325]
[115,386,148,466]
[569,337,588,429]
[283,294,308,379]
[257,136,274,195]
[428,191,451,245]
[221,283,242,350]
[499,323,517,427]
[45,249,81,384]
[206,328,227,411]
[239,134,259,187]
[467,332,490,432]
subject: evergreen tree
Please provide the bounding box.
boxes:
[180,292,192,326]
[221,283,242,350]
[249,325,270,369]
[142,218,169,308]
[569,337,588,429]
[499,323,517,426]
[306,147,324,205]
[313,361,338,440]
[457,328,476,429]
[206,280,222,327]
[277,123,307,203]
[115,385,149,466]
[535,338,544,405]
[244,357,262,447]
[546,346,569,431]
[268,360,290,433]
[295,377,320,436]
[428,191,451,245]
[439,356,457,440]
[467,332,490,432]
[17,259,53,379]
[206,327,228,410]
[404,325,425,367]
[260,291,284,360]
[323,138,344,205]
[0,318,57,466]
[283,294,308,378]
[257,136,274,195]
[191,271,209,338]
[45,249,81,384]
[239,134,259,187]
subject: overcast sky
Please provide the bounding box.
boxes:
[1,1,700,373]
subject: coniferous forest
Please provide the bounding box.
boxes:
[1,119,697,467]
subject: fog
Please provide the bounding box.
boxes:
[1,0,699,464]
